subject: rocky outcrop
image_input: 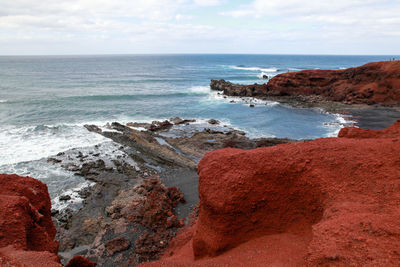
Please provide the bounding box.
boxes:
[210,79,269,97]
[0,174,95,266]
[143,119,400,266]
[211,61,400,105]
[51,118,294,266]
[0,174,60,266]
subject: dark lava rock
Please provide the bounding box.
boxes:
[207,119,219,125]
[149,120,172,131]
[84,124,102,134]
[105,237,131,256]
[47,157,62,164]
[59,195,72,201]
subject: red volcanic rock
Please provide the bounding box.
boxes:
[0,246,61,267]
[143,119,400,266]
[65,255,97,267]
[266,61,400,105]
[339,118,400,138]
[0,174,57,253]
[211,61,400,105]
[0,174,61,266]
[0,174,95,267]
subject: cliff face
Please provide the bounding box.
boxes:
[211,61,400,105]
[0,174,95,267]
[144,119,400,266]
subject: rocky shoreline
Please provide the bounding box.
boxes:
[211,61,400,106]
[2,60,400,266]
[144,118,400,266]
[45,118,295,266]
[210,61,400,129]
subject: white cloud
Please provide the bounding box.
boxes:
[0,0,399,54]
[193,0,222,6]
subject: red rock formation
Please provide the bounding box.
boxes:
[267,61,400,105]
[143,118,400,266]
[211,61,400,105]
[65,255,97,267]
[0,174,95,267]
[0,174,57,253]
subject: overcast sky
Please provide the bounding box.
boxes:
[1,0,399,55]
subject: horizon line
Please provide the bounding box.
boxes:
[0,53,399,57]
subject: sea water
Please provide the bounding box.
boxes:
[0,54,394,200]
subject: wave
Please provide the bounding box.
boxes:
[0,124,108,165]
[323,113,356,137]
[64,91,209,102]
[257,72,276,79]
[188,86,210,94]
[205,91,279,107]
[229,65,278,73]
[0,99,7,103]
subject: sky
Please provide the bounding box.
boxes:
[0,0,399,55]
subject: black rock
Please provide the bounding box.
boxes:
[207,119,219,125]
[48,157,62,164]
[59,195,72,201]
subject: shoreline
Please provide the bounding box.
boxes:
[262,95,400,130]
[50,118,295,265]
[49,100,399,265]
[213,91,400,130]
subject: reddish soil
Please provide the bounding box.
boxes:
[143,119,400,266]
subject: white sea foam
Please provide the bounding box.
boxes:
[257,72,276,79]
[0,124,109,165]
[229,65,278,73]
[323,113,355,137]
[188,86,210,94]
[205,91,279,107]
[0,138,140,211]
[338,67,347,70]
[0,99,7,103]
[52,180,96,211]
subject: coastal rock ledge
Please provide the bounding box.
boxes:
[144,119,400,266]
[211,60,400,105]
[0,174,95,267]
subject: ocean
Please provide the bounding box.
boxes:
[0,54,394,203]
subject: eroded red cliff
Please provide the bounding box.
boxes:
[0,174,96,267]
[144,119,400,266]
[211,61,400,105]
[267,60,400,105]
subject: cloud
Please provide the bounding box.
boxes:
[0,0,399,54]
[193,0,222,6]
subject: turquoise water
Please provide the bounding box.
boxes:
[0,54,394,198]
